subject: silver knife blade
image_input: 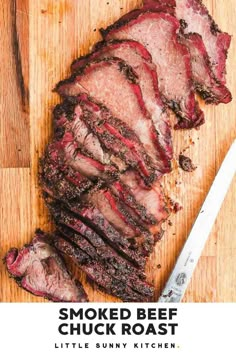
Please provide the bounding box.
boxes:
[158,139,236,302]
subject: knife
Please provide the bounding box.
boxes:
[158,139,236,302]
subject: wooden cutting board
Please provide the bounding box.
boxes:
[0,0,235,303]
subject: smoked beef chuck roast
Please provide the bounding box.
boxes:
[54,233,153,302]
[55,57,170,176]
[173,0,232,85]
[43,100,169,237]
[123,0,232,104]
[178,33,232,104]
[4,0,232,302]
[141,0,232,104]
[101,12,205,129]
[4,230,88,302]
[71,40,173,173]
[53,95,158,184]
[43,192,147,269]
[55,227,150,301]
[53,100,126,173]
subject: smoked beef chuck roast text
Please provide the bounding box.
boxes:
[4,0,231,302]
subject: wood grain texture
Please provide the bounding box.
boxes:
[0,0,29,167]
[0,0,235,302]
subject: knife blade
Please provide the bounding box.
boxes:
[158,139,236,302]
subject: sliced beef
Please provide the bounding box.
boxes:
[53,99,127,173]
[179,33,232,104]
[88,189,138,239]
[120,170,169,239]
[48,99,165,236]
[101,12,204,129]
[4,230,88,302]
[54,235,153,302]
[41,146,154,251]
[102,2,231,106]
[57,224,145,277]
[55,57,170,174]
[110,179,157,227]
[56,94,157,184]
[141,1,231,104]
[71,41,173,174]
[45,131,118,184]
[41,146,158,236]
[41,143,165,253]
[42,165,161,254]
[40,142,93,200]
[78,94,158,183]
[60,132,118,182]
[42,157,162,235]
[88,188,154,255]
[46,185,154,257]
[41,132,168,238]
[45,196,146,269]
[57,225,153,297]
[175,0,231,85]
